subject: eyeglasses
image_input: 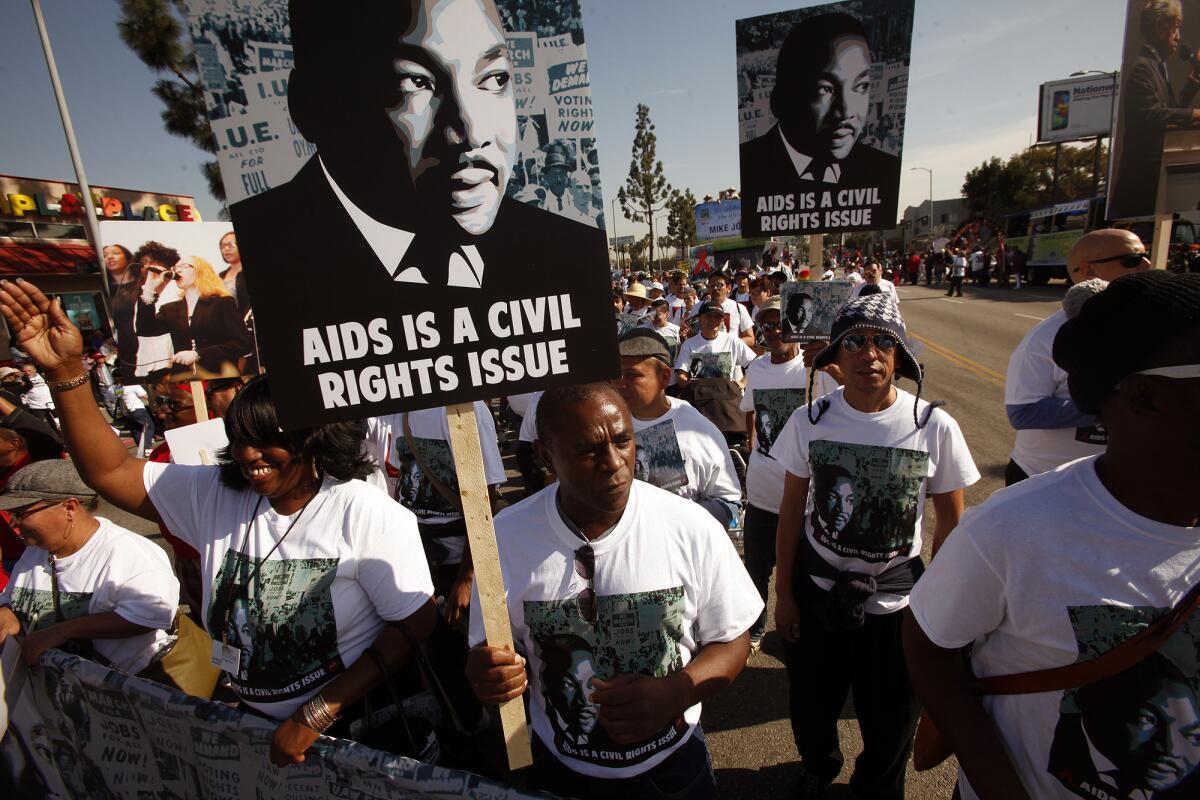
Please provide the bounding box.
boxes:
[9,501,62,524]
[1134,364,1200,379]
[757,321,781,333]
[574,544,596,624]
[841,333,898,353]
[1090,251,1149,269]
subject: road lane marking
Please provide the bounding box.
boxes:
[908,332,1007,387]
[1014,313,1046,321]
[940,298,964,304]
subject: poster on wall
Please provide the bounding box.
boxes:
[736,0,915,237]
[185,0,616,428]
[1109,0,1200,219]
[98,220,257,384]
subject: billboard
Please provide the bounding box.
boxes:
[1037,74,1118,144]
[736,0,915,237]
[695,199,742,241]
[185,0,616,428]
[1109,0,1200,219]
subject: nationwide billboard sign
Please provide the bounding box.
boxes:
[1037,73,1117,144]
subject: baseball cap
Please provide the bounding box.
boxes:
[0,367,20,380]
[650,281,664,291]
[758,296,782,313]
[696,300,724,316]
[617,328,672,366]
[650,297,669,308]
[0,460,98,512]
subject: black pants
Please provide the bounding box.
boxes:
[783,603,919,800]
[743,504,778,639]
[1004,458,1029,487]
[946,276,963,296]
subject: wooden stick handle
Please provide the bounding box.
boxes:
[190,380,209,421]
[445,401,532,771]
[809,234,824,268]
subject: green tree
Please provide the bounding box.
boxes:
[665,189,697,260]
[962,142,1109,217]
[617,104,673,268]
[116,0,224,204]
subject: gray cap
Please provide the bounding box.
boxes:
[0,460,97,511]
[617,328,672,366]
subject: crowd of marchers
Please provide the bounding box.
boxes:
[0,226,1196,800]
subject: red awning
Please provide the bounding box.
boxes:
[0,241,96,275]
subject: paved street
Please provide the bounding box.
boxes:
[704,279,1070,799]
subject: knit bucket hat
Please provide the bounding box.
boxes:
[813,293,921,382]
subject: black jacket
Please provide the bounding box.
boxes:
[135,293,252,377]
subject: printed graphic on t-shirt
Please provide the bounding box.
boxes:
[634,419,689,492]
[754,388,807,457]
[9,586,92,631]
[1074,422,1108,446]
[807,440,929,563]
[524,587,688,767]
[208,554,342,701]
[660,332,680,365]
[688,352,733,380]
[395,433,459,520]
[1047,604,1200,800]
[616,313,642,336]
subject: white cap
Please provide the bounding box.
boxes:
[650,281,664,291]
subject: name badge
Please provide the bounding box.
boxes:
[210,640,241,674]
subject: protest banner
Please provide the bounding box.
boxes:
[779,280,853,342]
[1108,0,1200,220]
[98,221,258,386]
[184,1,615,430]
[0,646,548,799]
[736,0,915,237]
[185,0,616,768]
[694,199,742,241]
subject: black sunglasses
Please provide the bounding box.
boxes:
[842,333,898,353]
[757,321,781,333]
[1091,251,1148,269]
[574,545,596,624]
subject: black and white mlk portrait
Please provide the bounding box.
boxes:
[736,0,914,237]
[186,0,616,428]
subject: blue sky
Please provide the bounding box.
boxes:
[2,0,1127,239]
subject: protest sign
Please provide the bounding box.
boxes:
[0,647,548,799]
[184,0,616,430]
[695,199,742,241]
[1109,0,1200,219]
[164,417,229,466]
[779,280,853,342]
[736,0,915,237]
[98,220,258,384]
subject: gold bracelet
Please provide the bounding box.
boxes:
[47,372,89,392]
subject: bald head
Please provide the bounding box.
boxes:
[1066,229,1151,283]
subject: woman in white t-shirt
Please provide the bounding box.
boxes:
[0,280,435,769]
[906,271,1200,800]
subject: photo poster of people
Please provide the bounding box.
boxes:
[1,647,549,799]
[807,439,928,564]
[779,279,853,342]
[634,419,689,492]
[688,351,734,381]
[1047,606,1200,800]
[1108,0,1200,220]
[753,387,806,458]
[523,588,689,768]
[184,0,617,429]
[98,220,258,385]
[736,0,915,238]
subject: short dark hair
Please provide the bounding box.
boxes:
[535,383,625,444]
[132,241,180,267]
[217,376,373,489]
[771,13,869,125]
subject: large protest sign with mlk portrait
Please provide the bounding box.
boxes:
[185,0,615,428]
[1108,0,1200,220]
[736,0,915,237]
[98,220,258,384]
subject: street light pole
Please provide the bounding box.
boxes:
[911,166,933,243]
[611,197,621,270]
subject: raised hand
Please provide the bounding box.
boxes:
[0,279,83,376]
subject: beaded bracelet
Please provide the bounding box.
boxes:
[47,372,89,392]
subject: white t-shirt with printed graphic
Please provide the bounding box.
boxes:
[0,518,177,674]
[468,481,762,779]
[909,456,1200,800]
[674,331,758,383]
[631,396,740,508]
[143,463,433,720]
[740,354,840,514]
[772,387,979,613]
[1005,309,1106,476]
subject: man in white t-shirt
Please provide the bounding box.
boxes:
[664,270,688,326]
[739,298,840,653]
[946,249,967,297]
[613,329,741,527]
[1004,229,1151,485]
[641,299,682,390]
[466,383,762,797]
[675,301,759,388]
[906,270,1200,800]
[771,294,979,799]
[852,261,898,303]
[117,381,155,457]
[688,273,755,347]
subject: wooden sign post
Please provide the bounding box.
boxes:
[445,401,533,771]
[809,233,824,270]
